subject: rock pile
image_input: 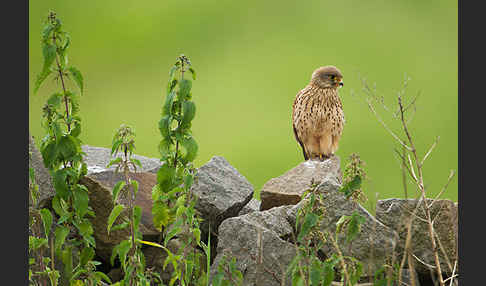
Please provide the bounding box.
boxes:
[28,139,457,285]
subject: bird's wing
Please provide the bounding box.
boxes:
[292,90,309,160]
[293,123,308,160]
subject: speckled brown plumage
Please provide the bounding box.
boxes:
[292,66,345,161]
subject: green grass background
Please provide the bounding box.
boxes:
[29,0,458,211]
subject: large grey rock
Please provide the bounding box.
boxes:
[29,135,55,208]
[212,206,296,286]
[376,198,458,275]
[191,156,254,237]
[81,145,162,174]
[87,171,160,237]
[287,178,397,276]
[260,156,342,211]
[238,198,261,216]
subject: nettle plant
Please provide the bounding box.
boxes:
[106,124,163,285]
[29,158,61,286]
[149,55,209,285]
[35,11,108,285]
[287,155,368,286]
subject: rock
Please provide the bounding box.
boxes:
[79,176,131,262]
[87,171,160,237]
[143,238,206,284]
[29,135,56,208]
[211,206,296,286]
[81,145,162,174]
[191,156,254,238]
[238,198,261,216]
[375,198,458,275]
[107,268,123,283]
[286,178,397,276]
[260,156,342,211]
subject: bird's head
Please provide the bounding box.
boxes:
[310,66,344,89]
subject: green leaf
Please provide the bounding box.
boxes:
[56,135,78,162]
[178,79,192,100]
[322,260,335,286]
[152,201,169,231]
[68,66,84,94]
[114,240,131,269]
[107,205,125,234]
[158,115,171,139]
[54,225,70,256]
[188,67,196,80]
[111,138,123,156]
[163,91,177,116]
[181,101,196,128]
[212,272,224,286]
[29,236,48,251]
[310,260,323,285]
[131,158,142,168]
[51,195,66,217]
[169,65,179,80]
[94,271,112,284]
[53,169,69,199]
[80,162,88,177]
[339,175,362,198]
[167,78,178,93]
[76,219,94,236]
[112,181,125,203]
[47,92,63,108]
[34,43,56,94]
[41,140,58,169]
[42,23,55,41]
[193,228,201,246]
[110,221,129,232]
[133,205,142,232]
[297,212,318,242]
[34,70,52,94]
[73,185,89,218]
[181,136,198,164]
[107,157,122,169]
[157,163,175,191]
[40,208,53,239]
[70,122,81,138]
[346,211,366,244]
[131,179,139,197]
[292,272,304,286]
[164,224,181,246]
[158,138,172,156]
[61,245,74,281]
[184,173,194,191]
[79,247,95,267]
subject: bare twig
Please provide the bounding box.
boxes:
[420,136,440,166]
[445,260,458,286]
[429,170,456,208]
[411,253,436,269]
[366,99,412,151]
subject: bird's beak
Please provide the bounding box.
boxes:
[338,80,343,87]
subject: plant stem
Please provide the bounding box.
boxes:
[52,32,71,132]
[397,96,445,286]
[173,59,184,169]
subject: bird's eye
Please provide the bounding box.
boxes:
[329,75,335,80]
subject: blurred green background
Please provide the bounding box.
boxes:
[29,0,458,210]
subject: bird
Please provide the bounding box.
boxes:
[292,65,345,161]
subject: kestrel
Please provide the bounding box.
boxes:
[292,66,344,161]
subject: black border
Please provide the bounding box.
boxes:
[459,0,482,285]
[7,0,29,284]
